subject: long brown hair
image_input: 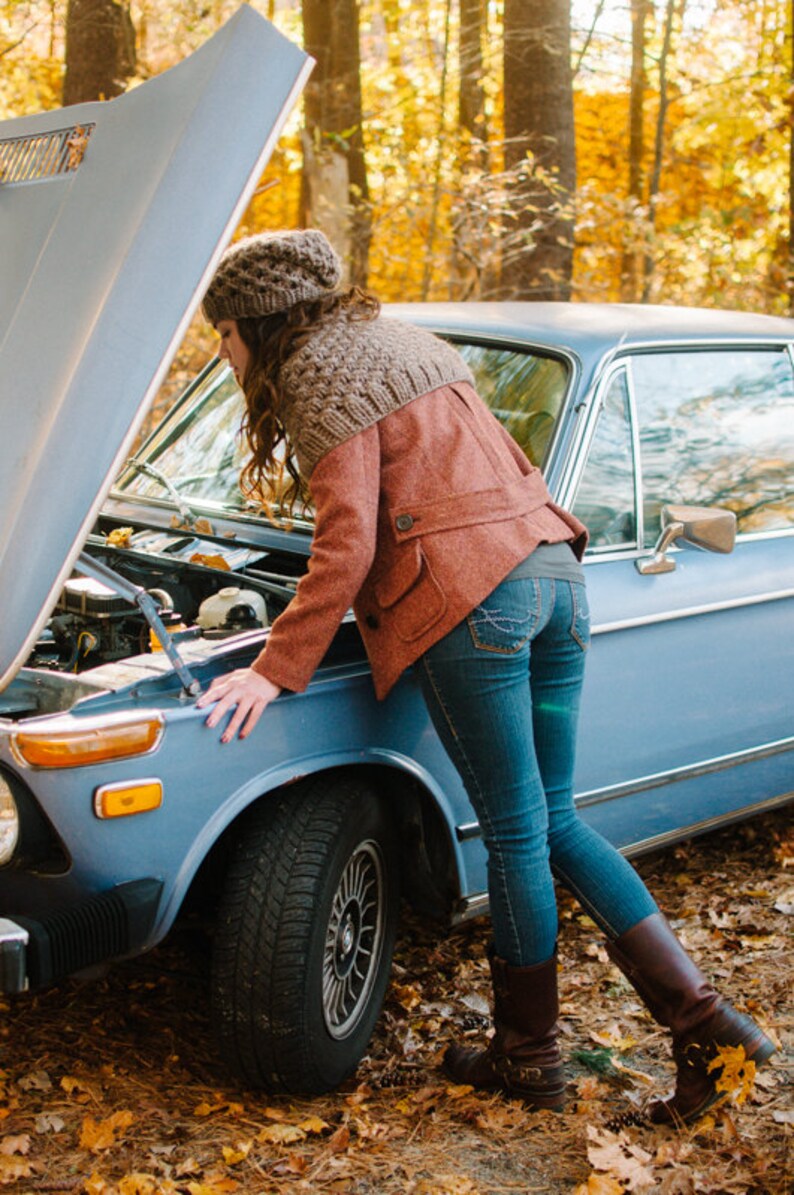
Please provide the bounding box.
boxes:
[235,287,379,518]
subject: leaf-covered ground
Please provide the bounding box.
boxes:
[2,809,791,1194]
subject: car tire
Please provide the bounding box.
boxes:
[211,773,399,1093]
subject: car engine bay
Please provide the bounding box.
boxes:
[25,522,303,678]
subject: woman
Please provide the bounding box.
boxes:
[196,229,774,1124]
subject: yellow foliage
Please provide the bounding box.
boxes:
[708,1043,758,1105]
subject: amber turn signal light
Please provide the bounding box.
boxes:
[94,779,163,819]
[14,715,164,768]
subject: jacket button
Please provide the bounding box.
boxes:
[395,513,414,531]
[365,613,379,630]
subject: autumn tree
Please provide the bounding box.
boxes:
[501,0,576,299]
[63,0,135,106]
[620,0,650,300]
[301,0,370,286]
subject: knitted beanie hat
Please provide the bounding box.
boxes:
[202,229,342,324]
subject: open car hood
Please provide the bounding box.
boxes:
[0,4,311,692]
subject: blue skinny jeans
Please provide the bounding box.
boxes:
[418,574,658,967]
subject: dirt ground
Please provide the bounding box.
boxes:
[1,808,791,1194]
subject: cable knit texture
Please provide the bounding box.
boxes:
[202,229,342,323]
[280,310,475,476]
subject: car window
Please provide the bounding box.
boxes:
[117,364,250,512]
[630,348,794,544]
[454,342,569,469]
[571,367,637,551]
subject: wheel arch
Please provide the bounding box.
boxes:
[173,755,463,933]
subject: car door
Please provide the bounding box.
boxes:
[564,344,794,852]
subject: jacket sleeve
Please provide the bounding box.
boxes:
[250,425,381,692]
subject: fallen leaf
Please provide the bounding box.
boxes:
[327,1125,350,1153]
[587,1125,655,1191]
[589,1024,637,1050]
[298,1116,329,1134]
[0,1155,34,1184]
[257,1123,305,1145]
[189,553,230,571]
[773,1108,794,1124]
[707,1044,756,1105]
[392,982,422,1010]
[35,1113,65,1134]
[413,1176,481,1195]
[17,1070,52,1092]
[106,527,134,548]
[175,1158,201,1177]
[221,1140,251,1165]
[80,1109,134,1153]
[0,1135,29,1156]
[193,1098,244,1118]
[83,1174,106,1195]
[574,1176,623,1195]
[118,1175,164,1195]
[61,1075,95,1103]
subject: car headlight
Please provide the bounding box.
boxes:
[0,775,20,865]
[13,713,164,768]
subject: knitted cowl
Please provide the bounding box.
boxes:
[277,309,475,477]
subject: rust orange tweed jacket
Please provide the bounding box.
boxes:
[252,382,587,699]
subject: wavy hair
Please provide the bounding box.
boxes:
[234,287,379,518]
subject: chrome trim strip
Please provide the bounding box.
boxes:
[451,736,794,849]
[621,791,794,858]
[576,736,794,809]
[452,789,794,923]
[591,588,794,635]
[626,360,644,549]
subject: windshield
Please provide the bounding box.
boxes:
[116,362,251,513]
[115,339,569,517]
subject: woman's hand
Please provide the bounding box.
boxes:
[196,667,282,743]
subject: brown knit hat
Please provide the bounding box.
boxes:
[202,229,342,324]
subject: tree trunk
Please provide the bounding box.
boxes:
[642,0,680,300]
[501,0,576,300]
[459,0,488,164]
[621,0,649,300]
[451,0,490,298]
[63,0,135,106]
[301,0,370,287]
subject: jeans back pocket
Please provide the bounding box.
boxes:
[467,578,541,654]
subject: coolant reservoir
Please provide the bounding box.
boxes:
[197,587,267,630]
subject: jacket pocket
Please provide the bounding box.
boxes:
[374,541,447,642]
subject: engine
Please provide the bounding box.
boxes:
[26,531,299,675]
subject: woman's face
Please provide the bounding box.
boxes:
[216,319,251,385]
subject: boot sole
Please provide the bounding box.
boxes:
[441,1053,566,1111]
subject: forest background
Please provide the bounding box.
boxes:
[2,0,793,322]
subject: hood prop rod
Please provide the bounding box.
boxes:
[75,552,201,698]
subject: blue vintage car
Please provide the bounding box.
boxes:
[0,9,791,1096]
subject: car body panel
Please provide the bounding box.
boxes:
[0,4,312,692]
[0,186,792,984]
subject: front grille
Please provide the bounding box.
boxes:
[0,124,95,185]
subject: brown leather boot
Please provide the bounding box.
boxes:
[443,950,566,1109]
[607,913,775,1125]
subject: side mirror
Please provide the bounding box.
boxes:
[636,504,736,575]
